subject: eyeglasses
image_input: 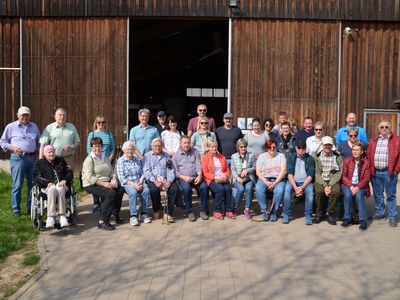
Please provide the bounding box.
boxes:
[349,134,357,138]
[200,122,208,125]
[198,109,206,112]
[314,128,323,131]
[267,146,277,150]
[380,126,389,129]
[97,121,105,124]
[296,146,306,150]
[238,146,246,148]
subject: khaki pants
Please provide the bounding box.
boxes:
[314,182,341,217]
[42,185,68,217]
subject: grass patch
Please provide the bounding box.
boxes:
[22,252,40,266]
[0,171,38,262]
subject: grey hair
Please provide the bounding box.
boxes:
[138,108,150,117]
[55,107,67,115]
[314,121,325,130]
[347,128,358,135]
[236,138,248,149]
[122,140,136,151]
[151,138,163,147]
[378,120,391,129]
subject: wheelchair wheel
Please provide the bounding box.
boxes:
[30,187,44,230]
[67,187,78,226]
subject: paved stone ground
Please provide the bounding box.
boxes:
[13,194,400,300]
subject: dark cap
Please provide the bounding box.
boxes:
[157,111,166,117]
[223,112,234,119]
[296,140,307,148]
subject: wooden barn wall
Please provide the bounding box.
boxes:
[1,0,400,21]
[0,18,20,159]
[231,19,339,136]
[22,18,127,172]
[340,22,400,128]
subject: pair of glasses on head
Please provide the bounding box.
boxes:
[380,126,389,129]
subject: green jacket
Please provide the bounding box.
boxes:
[313,151,343,187]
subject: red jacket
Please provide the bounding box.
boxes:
[201,152,230,186]
[367,133,400,177]
[341,157,371,196]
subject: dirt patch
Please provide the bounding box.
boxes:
[0,242,39,299]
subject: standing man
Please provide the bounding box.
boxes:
[295,117,314,143]
[187,104,216,137]
[39,108,80,166]
[129,108,159,157]
[143,138,179,221]
[367,121,400,227]
[172,135,209,221]
[336,112,368,146]
[215,112,243,165]
[272,111,297,135]
[0,106,41,216]
[283,140,315,225]
[313,136,343,225]
[155,110,167,136]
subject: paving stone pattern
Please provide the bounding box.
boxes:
[15,195,400,300]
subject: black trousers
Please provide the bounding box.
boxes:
[147,180,179,215]
[84,185,124,223]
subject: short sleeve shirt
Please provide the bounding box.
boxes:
[40,122,80,157]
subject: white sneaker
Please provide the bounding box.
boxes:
[140,214,152,224]
[60,216,70,228]
[130,216,139,226]
[46,217,55,229]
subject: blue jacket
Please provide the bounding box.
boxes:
[336,125,368,146]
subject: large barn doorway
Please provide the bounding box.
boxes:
[129,19,229,132]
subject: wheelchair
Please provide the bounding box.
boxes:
[30,184,78,230]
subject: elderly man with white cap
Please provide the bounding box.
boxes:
[0,106,41,216]
[313,136,343,225]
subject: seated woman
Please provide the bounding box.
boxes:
[82,137,124,231]
[33,144,73,229]
[255,140,287,221]
[230,138,256,219]
[201,139,233,220]
[341,141,370,231]
[116,141,151,226]
[191,116,216,155]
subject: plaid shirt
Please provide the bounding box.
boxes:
[374,134,389,170]
[143,151,175,182]
[116,155,144,186]
[320,152,339,181]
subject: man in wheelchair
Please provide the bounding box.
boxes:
[33,144,73,229]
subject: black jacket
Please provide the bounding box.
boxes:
[33,157,73,188]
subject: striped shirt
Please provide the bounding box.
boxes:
[86,131,116,157]
[374,135,389,170]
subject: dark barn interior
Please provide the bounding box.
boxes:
[129,20,228,130]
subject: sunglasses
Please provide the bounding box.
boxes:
[349,134,357,138]
[97,121,106,124]
[198,109,206,112]
[200,122,208,125]
[380,126,389,129]
[265,123,271,127]
[296,146,306,150]
[314,128,323,131]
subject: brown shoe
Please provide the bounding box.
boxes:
[163,214,175,223]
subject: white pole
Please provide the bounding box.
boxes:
[227,18,232,113]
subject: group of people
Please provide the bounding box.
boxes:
[1,104,399,232]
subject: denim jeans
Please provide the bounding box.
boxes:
[147,180,179,215]
[371,170,398,219]
[209,181,232,212]
[255,179,285,213]
[342,185,367,221]
[283,181,314,218]
[10,153,35,213]
[123,184,150,216]
[233,180,254,209]
[178,179,209,213]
